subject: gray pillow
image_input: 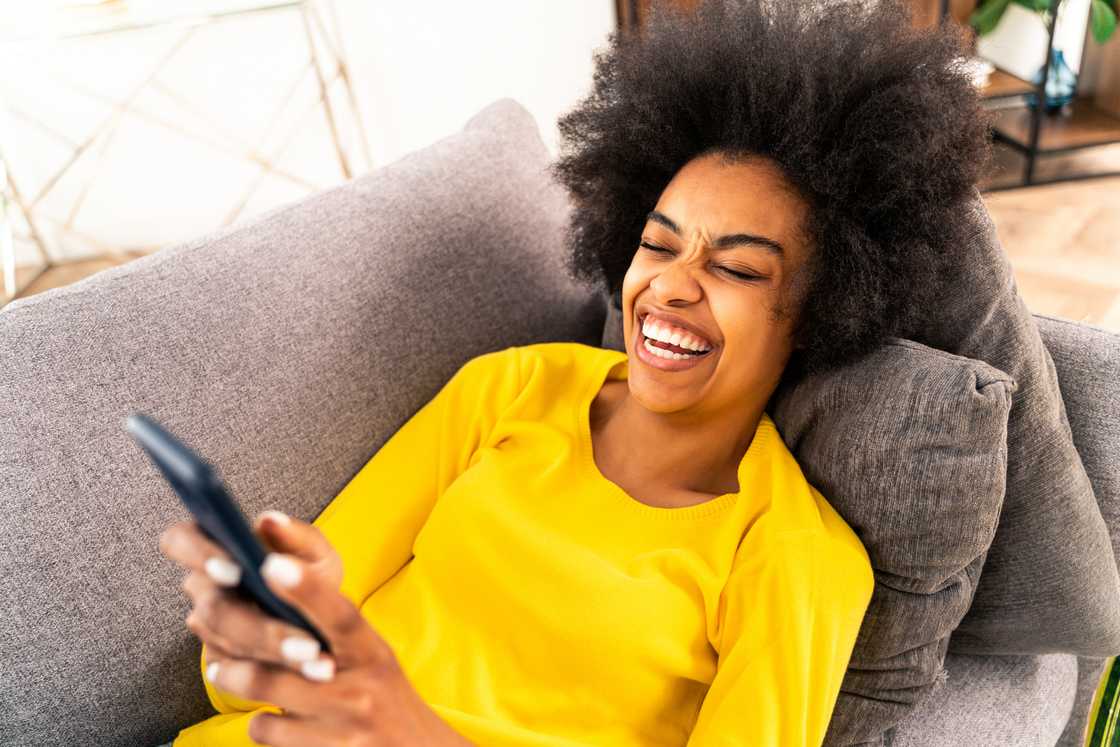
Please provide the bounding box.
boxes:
[0,98,604,747]
[601,298,1016,746]
[910,192,1120,656]
[767,343,1014,746]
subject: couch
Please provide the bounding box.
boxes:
[1,97,1116,746]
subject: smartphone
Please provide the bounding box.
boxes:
[127,412,331,653]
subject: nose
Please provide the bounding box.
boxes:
[650,255,704,303]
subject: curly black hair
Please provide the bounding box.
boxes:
[547,0,994,386]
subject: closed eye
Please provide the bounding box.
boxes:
[638,241,763,282]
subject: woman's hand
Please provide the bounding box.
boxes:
[159,511,475,746]
[159,511,343,675]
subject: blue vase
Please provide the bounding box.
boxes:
[1028,48,1078,113]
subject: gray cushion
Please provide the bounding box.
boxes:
[891,652,1078,747]
[0,98,603,746]
[769,343,1015,747]
[1031,314,1120,617]
[1030,313,1120,747]
[1056,656,1112,747]
[917,196,1120,656]
[601,300,1017,746]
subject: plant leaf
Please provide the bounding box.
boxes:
[1090,0,1118,43]
[970,0,1014,34]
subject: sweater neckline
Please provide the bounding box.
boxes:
[575,346,775,520]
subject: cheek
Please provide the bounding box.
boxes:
[622,259,667,303]
[723,325,786,368]
[621,259,646,288]
[715,303,769,347]
[620,264,650,309]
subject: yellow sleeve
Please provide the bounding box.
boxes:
[198,346,525,715]
[316,346,525,607]
[686,530,875,747]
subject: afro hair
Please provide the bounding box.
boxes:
[548,0,994,385]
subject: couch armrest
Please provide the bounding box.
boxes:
[890,651,1077,746]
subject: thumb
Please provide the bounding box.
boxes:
[254,510,344,590]
[254,510,338,568]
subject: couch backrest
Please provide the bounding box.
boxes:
[1034,313,1120,571]
[0,98,604,747]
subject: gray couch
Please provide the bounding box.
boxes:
[0,97,1116,746]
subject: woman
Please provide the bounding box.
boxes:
[157,0,991,745]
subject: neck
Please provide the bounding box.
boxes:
[594,385,765,496]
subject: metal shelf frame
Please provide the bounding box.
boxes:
[943,0,1120,190]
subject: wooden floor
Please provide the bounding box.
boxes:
[4,166,1120,335]
[6,249,156,303]
[975,140,1120,333]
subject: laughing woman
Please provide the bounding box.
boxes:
[157,0,992,745]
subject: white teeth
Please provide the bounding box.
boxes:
[641,316,713,352]
[643,337,702,361]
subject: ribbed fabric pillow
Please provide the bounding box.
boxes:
[601,298,1016,745]
[910,193,1120,657]
[766,340,1014,746]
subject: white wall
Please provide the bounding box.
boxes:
[1,1,616,265]
[976,0,1092,82]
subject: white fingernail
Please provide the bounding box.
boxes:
[205,556,241,587]
[206,661,220,682]
[301,658,335,682]
[281,636,320,663]
[258,510,291,527]
[261,553,301,587]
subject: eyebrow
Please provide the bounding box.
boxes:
[646,210,785,258]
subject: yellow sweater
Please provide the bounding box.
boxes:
[174,341,874,747]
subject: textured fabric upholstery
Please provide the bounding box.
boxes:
[0,98,602,747]
[912,200,1120,658]
[890,652,1078,747]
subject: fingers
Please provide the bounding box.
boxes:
[247,709,343,747]
[255,512,344,590]
[198,631,239,666]
[255,511,315,559]
[260,552,392,673]
[206,656,348,722]
[181,571,328,673]
[160,514,352,680]
[159,520,242,587]
[205,638,237,662]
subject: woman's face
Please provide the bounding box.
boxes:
[621,151,813,418]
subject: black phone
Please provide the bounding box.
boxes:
[127,412,331,653]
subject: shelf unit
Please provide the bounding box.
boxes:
[943,0,1120,189]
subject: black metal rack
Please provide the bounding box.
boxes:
[944,0,1120,190]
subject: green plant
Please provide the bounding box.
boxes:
[969,0,1118,43]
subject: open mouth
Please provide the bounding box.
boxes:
[637,313,715,360]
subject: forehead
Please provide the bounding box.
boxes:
[652,154,809,251]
